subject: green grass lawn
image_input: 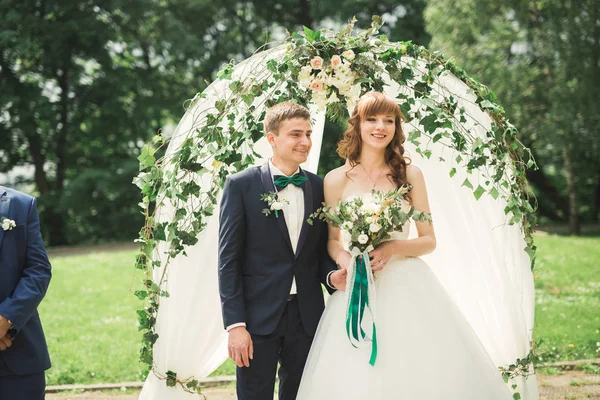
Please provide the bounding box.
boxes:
[39,250,144,385]
[532,234,600,363]
[39,233,599,385]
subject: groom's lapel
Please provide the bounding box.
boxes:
[295,168,312,259]
[0,188,11,252]
[259,163,293,252]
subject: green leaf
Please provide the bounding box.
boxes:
[490,187,500,199]
[420,114,439,133]
[134,290,148,300]
[407,130,420,143]
[462,178,473,189]
[215,99,226,112]
[137,145,156,169]
[166,370,177,387]
[473,185,485,200]
[303,26,317,42]
[449,168,457,178]
[266,59,278,73]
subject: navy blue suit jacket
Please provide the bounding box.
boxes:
[218,164,337,336]
[0,186,51,375]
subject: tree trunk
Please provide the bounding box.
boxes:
[563,149,580,235]
[591,168,600,223]
[26,133,50,194]
[297,0,312,28]
[526,167,569,221]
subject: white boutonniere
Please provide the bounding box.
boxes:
[1,217,16,231]
[260,191,289,218]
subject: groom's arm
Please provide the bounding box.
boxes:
[218,175,247,329]
[0,196,52,336]
[318,218,338,295]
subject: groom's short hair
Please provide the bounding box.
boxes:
[264,102,310,135]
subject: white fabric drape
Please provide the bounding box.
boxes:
[139,46,537,399]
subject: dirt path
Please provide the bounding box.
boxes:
[45,372,600,399]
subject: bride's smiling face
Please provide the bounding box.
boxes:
[359,113,396,150]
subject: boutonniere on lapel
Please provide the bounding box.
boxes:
[1,217,16,231]
[260,192,289,218]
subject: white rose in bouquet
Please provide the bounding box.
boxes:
[358,233,369,244]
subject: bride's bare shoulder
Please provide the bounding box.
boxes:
[405,164,424,182]
[324,165,351,186]
[324,165,352,198]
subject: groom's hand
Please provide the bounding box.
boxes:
[0,315,11,339]
[330,269,347,291]
[0,335,12,351]
[228,326,254,368]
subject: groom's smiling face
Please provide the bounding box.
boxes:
[268,117,312,168]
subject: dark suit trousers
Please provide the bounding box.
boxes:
[0,356,45,400]
[237,298,313,400]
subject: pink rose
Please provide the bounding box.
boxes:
[330,55,342,69]
[310,56,324,70]
[310,80,324,91]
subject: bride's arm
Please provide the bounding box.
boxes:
[370,165,436,268]
[324,170,353,270]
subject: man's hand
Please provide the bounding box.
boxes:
[0,335,12,351]
[330,269,347,291]
[0,315,11,339]
[228,326,253,368]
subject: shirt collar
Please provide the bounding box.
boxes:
[269,159,300,180]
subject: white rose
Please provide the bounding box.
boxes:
[351,212,358,221]
[330,55,342,69]
[1,221,9,230]
[298,66,313,88]
[364,202,380,213]
[342,49,355,61]
[271,201,284,211]
[358,234,369,244]
[365,216,373,223]
[342,221,353,230]
[349,83,362,99]
[312,90,328,111]
[369,223,381,233]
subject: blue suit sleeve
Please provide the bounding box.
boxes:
[217,176,247,329]
[319,218,337,295]
[0,197,52,332]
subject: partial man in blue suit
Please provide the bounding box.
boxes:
[0,186,52,399]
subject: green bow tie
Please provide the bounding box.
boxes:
[273,173,308,190]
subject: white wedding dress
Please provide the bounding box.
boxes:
[297,196,513,399]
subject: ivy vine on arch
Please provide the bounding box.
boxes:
[134,16,537,395]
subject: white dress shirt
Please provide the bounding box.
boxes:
[269,159,304,295]
[226,160,305,332]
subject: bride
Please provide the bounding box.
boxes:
[296,91,513,399]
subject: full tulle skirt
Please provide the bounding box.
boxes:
[297,256,513,399]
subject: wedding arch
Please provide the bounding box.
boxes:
[134,17,539,399]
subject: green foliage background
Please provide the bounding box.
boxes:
[1,0,598,245]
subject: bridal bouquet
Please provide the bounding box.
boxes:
[308,186,431,254]
[309,187,432,366]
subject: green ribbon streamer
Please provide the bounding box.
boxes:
[345,252,378,366]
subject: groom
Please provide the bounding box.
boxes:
[218,102,346,400]
[0,186,52,399]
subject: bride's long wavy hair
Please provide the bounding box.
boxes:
[337,92,410,188]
